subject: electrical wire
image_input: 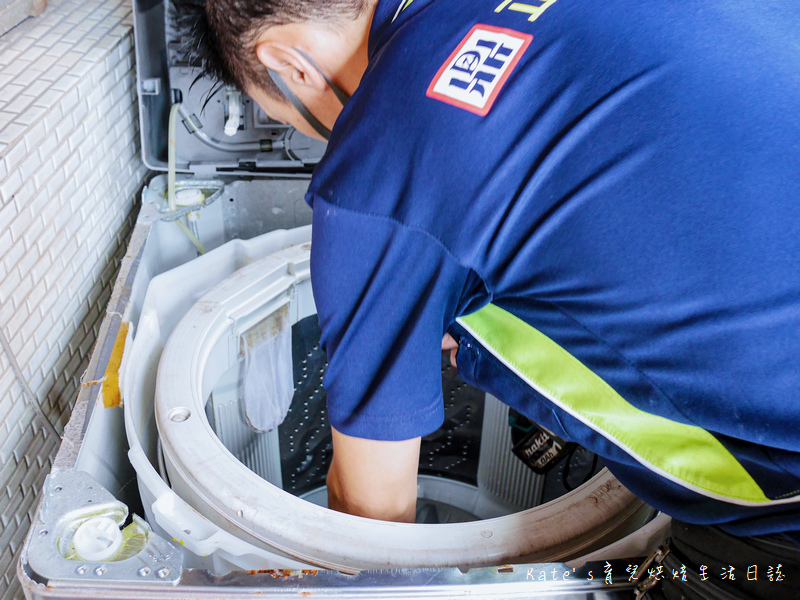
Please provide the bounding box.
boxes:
[0,321,61,439]
[167,103,181,213]
[177,104,275,153]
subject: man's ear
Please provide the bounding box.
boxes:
[255,42,327,93]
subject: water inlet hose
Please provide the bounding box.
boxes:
[168,103,206,255]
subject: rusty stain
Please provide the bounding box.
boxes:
[196,301,215,314]
[242,304,289,349]
[498,565,514,573]
[245,569,315,580]
[299,593,313,597]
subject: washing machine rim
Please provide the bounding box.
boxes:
[155,242,649,572]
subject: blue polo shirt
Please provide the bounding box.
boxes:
[306,0,800,535]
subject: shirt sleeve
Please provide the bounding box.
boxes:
[310,196,471,441]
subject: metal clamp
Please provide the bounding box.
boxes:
[634,545,671,599]
[158,180,225,222]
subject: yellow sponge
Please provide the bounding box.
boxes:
[101,321,129,409]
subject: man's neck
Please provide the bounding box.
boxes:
[333,0,380,94]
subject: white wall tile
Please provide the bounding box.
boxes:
[10,180,34,213]
[10,271,33,308]
[2,58,32,78]
[52,109,74,142]
[34,88,63,113]
[36,132,57,164]
[16,152,39,183]
[13,104,46,127]
[43,166,65,197]
[0,166,22,201]
[0,122,25,145]
[0,264,21,306]
[2,82,25,100]
[20,44,47,64]
[0,1,148,596]
[0,231,23,268]
[0,229,11,257]
[30,52,57,73]
[37,63,68,83]
[7,202,32,242]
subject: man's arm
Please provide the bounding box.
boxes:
[326,426,420,522]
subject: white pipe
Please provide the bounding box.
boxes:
[168,103,206,255]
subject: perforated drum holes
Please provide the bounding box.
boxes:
[169,408,191,422]
[278,317,333,495]
[277,317,486,495]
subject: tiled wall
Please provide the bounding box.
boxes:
[0,0,148,597]
[0,0,46,38]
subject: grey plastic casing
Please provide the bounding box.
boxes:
[131,0,328,176]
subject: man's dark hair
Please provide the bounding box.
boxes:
[171,0,369,99]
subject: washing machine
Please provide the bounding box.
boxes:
[17,1,671,597]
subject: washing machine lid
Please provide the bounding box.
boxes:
[155,241,648,572]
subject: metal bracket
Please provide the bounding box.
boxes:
[25,471,183,586]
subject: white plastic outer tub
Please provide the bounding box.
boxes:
[122,226,317,573]
[149,232,660,573]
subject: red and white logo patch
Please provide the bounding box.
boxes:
[426,25,532,116]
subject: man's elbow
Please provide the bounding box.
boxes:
[326,459,417,523]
